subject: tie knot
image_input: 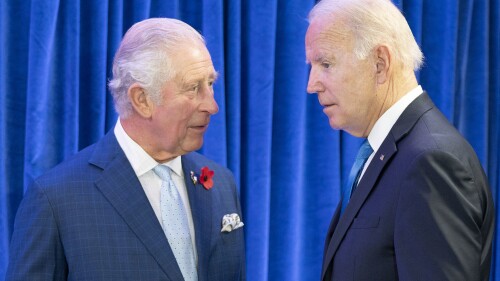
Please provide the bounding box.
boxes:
[356,139,373,160]
[153,165,172,181]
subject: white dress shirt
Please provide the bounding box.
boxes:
[360,85,423,181]
[114,119,197,261]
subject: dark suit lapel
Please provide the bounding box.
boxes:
[89,132,184,281]
[321,137,397,280]
[321,92,435,280]
[182,154,213,280]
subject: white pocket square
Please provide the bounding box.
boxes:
[221,213,244,232]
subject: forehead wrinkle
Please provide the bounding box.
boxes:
[311,35,354,66]
[307,18,353,61]
[322,30,350,45]
[181,59,217,83]
[319,21,352,45]
[308,38,339,64]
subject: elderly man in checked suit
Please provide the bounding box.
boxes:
[7,18,245,281]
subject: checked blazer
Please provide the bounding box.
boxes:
[7,131,245,281]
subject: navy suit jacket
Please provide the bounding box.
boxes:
[321,93,494,281]
[7,132,246,281]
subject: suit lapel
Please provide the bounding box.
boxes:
[321,93,435,280]
[89,132,184,281]
[321,137,397,280]
[182,154,213,280]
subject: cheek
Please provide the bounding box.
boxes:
[173,113,191,135]
[154,105,188,132]
[167,100,194,119]
[173,104,198,131]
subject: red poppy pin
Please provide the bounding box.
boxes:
[191,166,215,190]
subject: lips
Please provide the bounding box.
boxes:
[320,102,336,108]
[189,116,211,129]
[318,96,335,108]
[189,123,209,132]
[191,124,208,128]
[321,103,338,116]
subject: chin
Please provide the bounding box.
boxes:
[183,140,204,152]
[328,119,342,131]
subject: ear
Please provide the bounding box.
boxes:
[128,83,155,118]
[375,45,391,84]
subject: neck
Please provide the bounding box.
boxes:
[360,69,418,138]
[379,68,418,111]
[120,116,178,163]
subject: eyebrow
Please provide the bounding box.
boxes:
[184,70,219,85]
[306,52,332,65]
[211,71,219,81]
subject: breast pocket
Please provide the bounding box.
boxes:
[351,216,380,229]
[220,226,244,245]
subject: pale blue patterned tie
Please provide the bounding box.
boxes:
[340,139,373,215]
[153,165,198,281]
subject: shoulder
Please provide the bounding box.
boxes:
[29,134,118,201]
[395,112,490,212]
[399,106,476,162]
[35,142,98,186]
[392,105,489,197]
[35,132,119,187]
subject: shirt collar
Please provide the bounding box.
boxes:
[160,156,183,178]
[368,85,423,152]
[114,119,183,178]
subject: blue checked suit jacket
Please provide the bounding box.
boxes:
[6,132,246,281]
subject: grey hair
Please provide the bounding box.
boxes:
[108,18,205,118]
[309,0,423,71]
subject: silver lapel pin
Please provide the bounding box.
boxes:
[190,171,198,185]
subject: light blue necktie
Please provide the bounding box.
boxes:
[154,165,198,281]
[340,140,373,215]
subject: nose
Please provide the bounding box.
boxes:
[200,86,219,115]
[306,67,322,94]
[206,96,219,115]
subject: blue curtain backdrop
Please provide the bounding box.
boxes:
[1,0,499,280]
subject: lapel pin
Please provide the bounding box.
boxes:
[380,154,385,161]
[190,171,198,185]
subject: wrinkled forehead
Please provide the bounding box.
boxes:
[171,43,216,79]
[305,18,353,61]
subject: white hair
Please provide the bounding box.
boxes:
[309,0,424,71]
[108,18,205,118]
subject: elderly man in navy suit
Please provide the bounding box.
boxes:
[305,0,494,280]
[7,18,245,281]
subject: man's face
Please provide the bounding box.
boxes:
[149,43,219,160]
[305,18,379,137]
